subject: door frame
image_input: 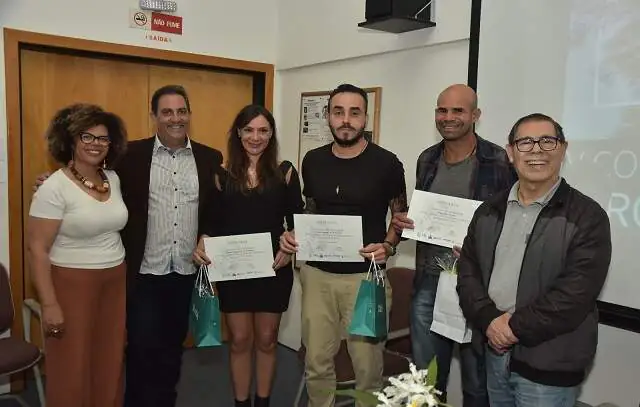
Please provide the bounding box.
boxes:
[3,27,274,390]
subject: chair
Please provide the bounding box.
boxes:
[23,299,46,406]
[0,263,44,407]
[293,267,415,406]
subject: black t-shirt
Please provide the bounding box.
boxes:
[301,142,406,274]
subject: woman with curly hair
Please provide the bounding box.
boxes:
[27,103,129,407]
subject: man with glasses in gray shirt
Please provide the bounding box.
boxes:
[457,113,611,407]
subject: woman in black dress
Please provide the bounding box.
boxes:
[193,105,304,407]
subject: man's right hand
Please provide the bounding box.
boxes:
[33,172,51,192]
[279,230,298,254]
[486,313,518,353]
[391,212,414,235]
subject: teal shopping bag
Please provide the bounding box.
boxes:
[189,265,222,347]
[348,259,387,338]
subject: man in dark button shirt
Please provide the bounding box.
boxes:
[392,84,516,407]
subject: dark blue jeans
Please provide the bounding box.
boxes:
[411,272,489,407]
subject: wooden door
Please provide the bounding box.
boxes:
[148,65,253,158]
[20,49,151,349]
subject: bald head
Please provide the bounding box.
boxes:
[435,84,481,141]
[437,84,478,110]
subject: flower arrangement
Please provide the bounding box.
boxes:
[333,358,451,407]
[434,252,457,275]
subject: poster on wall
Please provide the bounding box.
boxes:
[297,87,382,169]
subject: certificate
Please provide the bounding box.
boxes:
[402,191,482,248]
[203,232,275,282]
[294,214,364,262]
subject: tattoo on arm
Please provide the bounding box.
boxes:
[389,192,408,215]
[304,197,317,214]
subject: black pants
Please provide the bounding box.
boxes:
[124,272,195,407]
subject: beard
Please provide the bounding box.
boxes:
[330,124,365,147]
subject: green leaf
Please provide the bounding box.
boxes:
[332,389,380,406]
[426,356,438,388]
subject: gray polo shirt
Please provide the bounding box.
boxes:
[488,178,561,313]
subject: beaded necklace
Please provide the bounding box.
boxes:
[68,162,110,193]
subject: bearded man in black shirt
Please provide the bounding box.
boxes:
[280,84,408,407]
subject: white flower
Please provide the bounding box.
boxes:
[369,363,441,407]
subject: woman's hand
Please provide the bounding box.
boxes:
[273,249,292,271]
[192,236,212,266]
[42,303,65,339]
[279,230,298,254]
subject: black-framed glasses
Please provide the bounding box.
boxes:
[79,132,111,145]
[513,136,560,152]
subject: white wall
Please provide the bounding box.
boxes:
[276,0,470,69]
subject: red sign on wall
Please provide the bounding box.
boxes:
[151,12,183,35]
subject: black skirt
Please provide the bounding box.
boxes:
[215,263,294,313]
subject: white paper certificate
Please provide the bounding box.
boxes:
[402,191,483,248]
[294,214,364,262]
[203,232,275,282]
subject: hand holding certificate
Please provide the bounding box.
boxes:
[203,232,276,282]
[293,214,364,262]
[401,191,482,248]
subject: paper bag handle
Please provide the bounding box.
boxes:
[196,264,215,296]
[365,252,385,286]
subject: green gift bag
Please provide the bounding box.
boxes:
[348,258,387,338]
[189,265,222,347]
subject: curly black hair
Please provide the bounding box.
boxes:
[45,103,128,168]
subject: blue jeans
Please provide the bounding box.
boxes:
[411,273,488,407]
[486,347,578,407]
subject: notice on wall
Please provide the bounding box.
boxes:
[300,94,332,148]
[129,8,183,43]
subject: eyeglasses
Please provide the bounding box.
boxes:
[513,136,561,152]
[239,127,272,139]
[79,132,111,145]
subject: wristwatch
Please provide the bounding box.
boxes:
[383,240,397,256]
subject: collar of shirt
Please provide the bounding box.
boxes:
[153,134,192,155]
[508,177,562,206]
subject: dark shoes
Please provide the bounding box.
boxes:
[234,395,270,407]
[254,395,270,407]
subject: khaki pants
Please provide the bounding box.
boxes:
[300,264,392,407]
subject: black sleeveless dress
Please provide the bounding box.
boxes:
[214,161,304,313]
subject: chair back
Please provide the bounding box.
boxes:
[386,267,414,332]
[0,263,15,334]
